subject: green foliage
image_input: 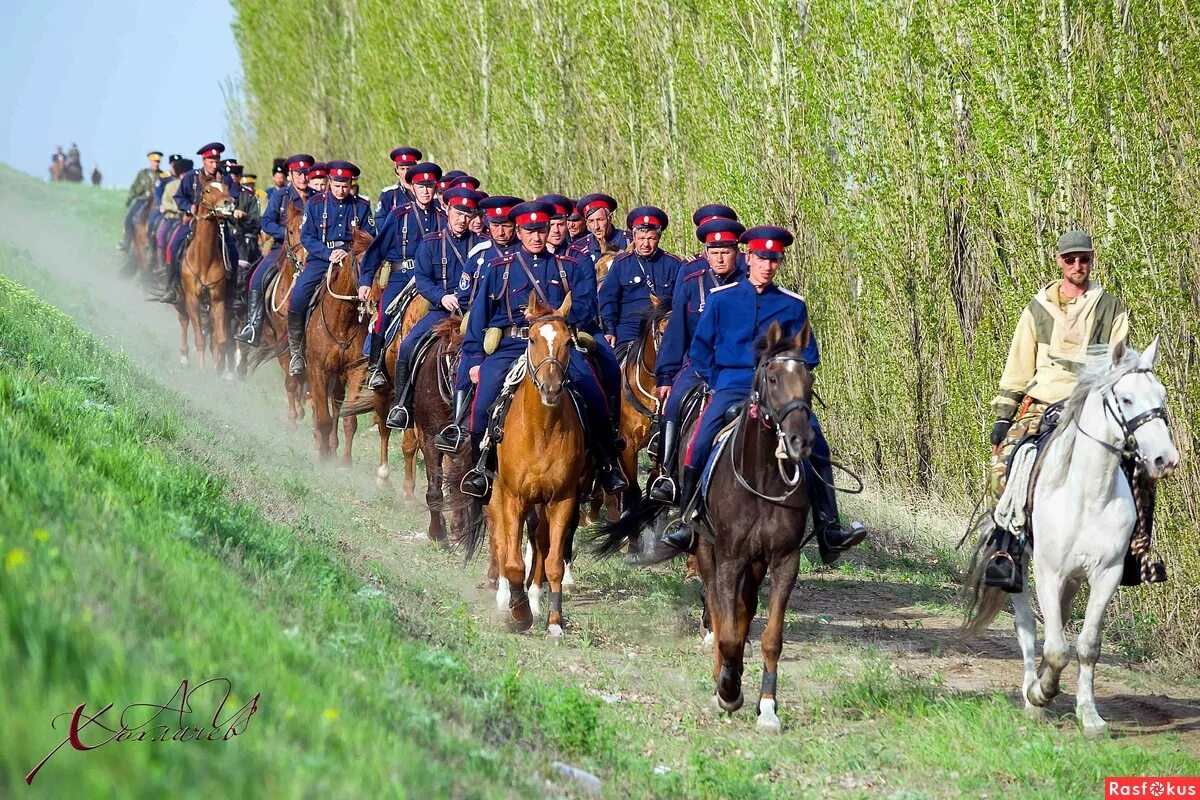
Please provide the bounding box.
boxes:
[229,0,1200,667]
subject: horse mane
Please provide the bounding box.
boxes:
[1050,344,1142,443]
[431,317,464,343]
[634,297,671,337]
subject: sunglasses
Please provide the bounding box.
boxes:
[1060,254,1092,266]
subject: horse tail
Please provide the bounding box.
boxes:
[339,385,379,418]
[453,493,488,562]
[590,495,666,558]
[246,338,287,371]
[960,514,1009,638]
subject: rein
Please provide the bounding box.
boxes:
[623,318,664,418]
[729,355,813,504]
[1075,367,1170,463]
[525,316,570,395]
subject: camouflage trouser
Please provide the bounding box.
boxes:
[989,400,1048,502]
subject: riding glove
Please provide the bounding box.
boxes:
[989,419,1012,447]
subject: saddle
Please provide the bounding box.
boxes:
[997,402,1165,586]
[382,278,419,347]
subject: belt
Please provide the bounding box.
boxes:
[325,240,351,248]
[502,325,531,339]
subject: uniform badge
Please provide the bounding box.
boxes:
[459,272,470,291]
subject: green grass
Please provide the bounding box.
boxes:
[1,170,1198,797]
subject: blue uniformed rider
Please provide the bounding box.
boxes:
[598,205,682,352]
[675,204,741,278]
[287,161,377,375]
[381,186,485,429]
[458,200,628,498]
[360,162,445,387]
[569,193,631,268]
[659,225,867,562]
[235,153,314,345]
[375,146,422,216]
[647,216,746,503]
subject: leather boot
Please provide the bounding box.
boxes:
[384,358,413,429]
[460,432,492,499]
[808,459,867,565]
[983,528,1025,593]
[646,415,663,461]
[659,465,702,553]
[235,288,264,345]
[647,420,680,504]
[594,422,629,496]
[366,333,388,390]
[435,389,472,453]
[287,309,307,376]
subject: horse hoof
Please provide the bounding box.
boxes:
[1025,684,1051,708]
[1081,721,1110,740]
[718,692,744,714]
[179,356,189,366]
[562,564,576,591]
[507,601,534,633]
[1023,704,1046,721]
[547,624,564,639]
[757,699,781,733]
[376,465,390,481]
[224,371,235,382]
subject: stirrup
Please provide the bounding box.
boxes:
[434,424,467,453]
[234,323,258,345]
[647,474,677,504]
[460,467,491,499]
[288,354,305,376]
[385,404,412,430]
[660,519,698,554]
[367,367,388,390]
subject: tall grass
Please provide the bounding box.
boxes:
[229,0,1200,665]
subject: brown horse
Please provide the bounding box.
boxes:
[411,318,468,543]
[246,195,308,427]
[131,200,155,279]
[617,299,671,506]
[304,227,374,461]
[460,293,586,636]
[175,181,236,370]
[596,322,816,731]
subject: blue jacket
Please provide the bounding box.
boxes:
[359,201,443,288]
[173,168,237,216]
[375,184,413,217]
[462,249,597,371]
[414,228,483,306]
[656,263,745,384]
[299,192,377,263]
[261,184,308,242]
[569,228,631,268]
[598,248,682,344]
[688,280,819,391]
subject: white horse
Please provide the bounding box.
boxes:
[963,337,1179,738]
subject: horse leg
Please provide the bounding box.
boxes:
[543,498,577,638]
[176,305,190,366]
[376,413,393,489]
[1011,586,1042,719]
[561,520,576,592]
[337,379,357,467]
[697,540,717,656]
[1075,565,1123,738]
[421,436,447,545]
[309,371,333,459]
[527,512,550,623]
[714,557,751,713]
[757,551,799,733]
[402,429,419,502]
[1029,562,1069,708]
[497,496,533,632]
[212,298,231,380]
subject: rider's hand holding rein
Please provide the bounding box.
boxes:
[330,248,349,264]
[656,384,671,403]
[441,294,460,313]
[357,286,371,302]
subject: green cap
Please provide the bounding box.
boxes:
[1056,230,1093,255]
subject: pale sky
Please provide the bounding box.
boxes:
[0,0,241,188]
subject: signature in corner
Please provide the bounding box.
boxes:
[26,677,261,785]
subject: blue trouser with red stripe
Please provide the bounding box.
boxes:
[684,387,831,474]
[398,307,449,363]
[468,338,610,437]
[372,261,418,335]
[663,365,703,425]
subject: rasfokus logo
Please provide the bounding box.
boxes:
[1106,777,1200,798]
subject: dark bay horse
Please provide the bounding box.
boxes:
[460,293,586,637]
[618,299,671,506]
[410,318,467,543]
[176,181,235,371]
[304,227,374,462]
[595,322,816,731]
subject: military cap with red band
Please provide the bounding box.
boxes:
[576,192,618,218]
[285,153,315,172]
[627,205,668,231]
[325,160,360,180]
[537,194,573,219]
[196,141,226,159]
[405,162,443,185]
[479,195,523,223]
[696,218,745,246]
[443,187,483,212]
[308,162,328,179]
[691,203,738,228]
[740,225,794,259]
[511,200,556,230]
[389,146,421,165]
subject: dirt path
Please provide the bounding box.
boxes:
[3,179,1198,769]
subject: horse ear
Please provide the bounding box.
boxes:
[1138,335,1160,370]
[525,291,548,321]
[793,322,811,352]
[556,291,572,319]
[1111,338,1127,364]
[765,321,783,351]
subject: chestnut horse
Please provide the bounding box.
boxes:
[460,294,586,636]
[245,195,309,427]
[175,181,235,370]
[304,226,374,461]
[618,299,671,506]
[596,323,816,731]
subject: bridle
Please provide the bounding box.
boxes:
[1078,367,1170,463]
[730,354,814,502]
[526,316,570,397]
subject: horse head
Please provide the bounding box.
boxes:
[751,321,816,464]
[1097,336,1179,479]
[197,181,235,219]
[524,291,573,408]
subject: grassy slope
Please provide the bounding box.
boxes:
[0,167,1196,798]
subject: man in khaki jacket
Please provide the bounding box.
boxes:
[984,230,1129,590]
